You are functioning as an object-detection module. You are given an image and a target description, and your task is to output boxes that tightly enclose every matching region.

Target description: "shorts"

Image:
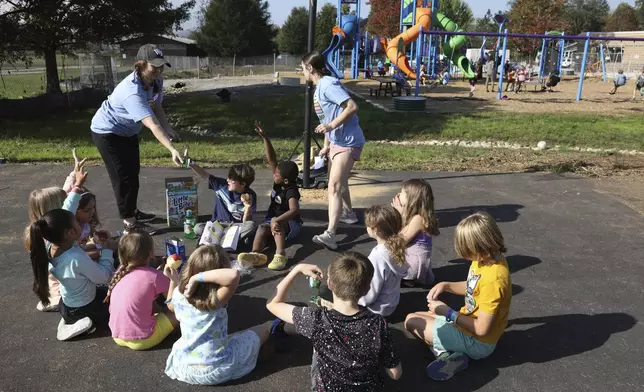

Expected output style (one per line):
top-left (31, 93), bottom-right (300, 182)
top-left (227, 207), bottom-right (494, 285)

top-left (330, 144), bottom-right (362, 161)
top-left (264, 218), bottom-right (302, 242)
top-left (59, 287), bottom-right (109, 325)
top-left (636, 83), bottom-right (643, 90)
top-left (432, 316), bottom-right (496, 360)
top-left (113, 313), bottom-right (175, 350)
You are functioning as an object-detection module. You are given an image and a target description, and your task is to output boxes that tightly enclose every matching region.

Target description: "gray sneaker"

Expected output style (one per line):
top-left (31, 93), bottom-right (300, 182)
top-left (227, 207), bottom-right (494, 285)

top-left (313, 230), bottom-right (338, 250)
top-left (57, 317), bottom-right (93, 341)
top-left (339, 211), bottom-right (359, 225)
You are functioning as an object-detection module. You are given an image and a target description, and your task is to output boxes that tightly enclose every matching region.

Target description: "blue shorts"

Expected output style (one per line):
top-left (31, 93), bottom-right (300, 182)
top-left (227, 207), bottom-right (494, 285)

top-left (432, 316), bottom-right (496, 360)
top-left (264, 218), bottom-right (302, 242)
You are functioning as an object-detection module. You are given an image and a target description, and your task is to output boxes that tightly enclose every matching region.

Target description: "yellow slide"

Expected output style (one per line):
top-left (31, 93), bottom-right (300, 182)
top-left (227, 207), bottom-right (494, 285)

top-left (386, 8), bottom-right (431, 79)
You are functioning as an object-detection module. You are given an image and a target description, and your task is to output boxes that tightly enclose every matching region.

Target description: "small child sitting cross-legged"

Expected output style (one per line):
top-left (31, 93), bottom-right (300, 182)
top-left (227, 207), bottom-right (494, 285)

top-left (267, 252), bottom-right (403, 391)
top-left (404, 212), bottom-right (511, 381)
top-left (238, 122), bottom-right (302, 271)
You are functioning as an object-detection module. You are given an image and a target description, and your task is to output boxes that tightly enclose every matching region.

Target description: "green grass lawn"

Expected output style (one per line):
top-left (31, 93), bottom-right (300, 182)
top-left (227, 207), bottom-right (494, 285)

top-left (1, 86), bottom-right (642, 171)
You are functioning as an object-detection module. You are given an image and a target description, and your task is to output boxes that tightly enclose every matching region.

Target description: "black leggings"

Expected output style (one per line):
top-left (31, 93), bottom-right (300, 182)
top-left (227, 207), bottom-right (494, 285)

top-left (92, 132), bottom-right (140, 219)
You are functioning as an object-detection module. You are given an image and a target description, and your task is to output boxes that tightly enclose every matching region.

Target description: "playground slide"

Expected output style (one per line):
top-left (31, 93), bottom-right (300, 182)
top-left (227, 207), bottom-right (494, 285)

top-left (385, 9), bottom-right (475, 79)
top-left (323, 15), bottom-right (359, 79)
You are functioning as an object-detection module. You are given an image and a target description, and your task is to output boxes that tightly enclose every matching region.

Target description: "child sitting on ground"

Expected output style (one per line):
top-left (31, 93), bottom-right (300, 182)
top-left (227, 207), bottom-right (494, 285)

top-left (105, 231), bottom-right (179, 350)
top-left (165, 245), bottom-right (271, 385)
top-left (187, 157), bottom-right (257, 246)
top-left (358, 205), bottom-right (408, 317)
top-left (28, 209), bottom-right (115, 341)
top-left (237, 122), bottom-right (302, 271)
top-left (609, 69), bottom-right (626, 95)
top-left (404, 212), bottom-right (511, 381)
top-left (392, 179), bottom-right (440, 287)
top-left (267, 253), bottom-right (403, 391)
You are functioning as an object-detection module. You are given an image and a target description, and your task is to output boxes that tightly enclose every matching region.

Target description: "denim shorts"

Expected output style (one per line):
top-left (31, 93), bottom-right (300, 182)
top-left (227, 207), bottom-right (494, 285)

top-left (432, 316), bottom-right (496, 360)
top-left (264, 218), bottom-right (302, 242)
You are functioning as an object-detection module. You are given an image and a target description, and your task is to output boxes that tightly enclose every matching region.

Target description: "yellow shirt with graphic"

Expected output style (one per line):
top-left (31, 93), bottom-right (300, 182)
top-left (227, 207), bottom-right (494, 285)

top-left (458, 258), bottom-right (511, 345)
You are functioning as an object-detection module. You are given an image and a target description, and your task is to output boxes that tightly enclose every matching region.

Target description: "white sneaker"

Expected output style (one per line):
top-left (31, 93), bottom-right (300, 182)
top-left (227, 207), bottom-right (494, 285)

top-left (339, 211), bottom-right (359, 225)
top-left (57, 317), bottom-right (93, 341)
top-left (36, 300), bottom-right (60, 312)
top-left (313, 230), bottom-right (338, 250)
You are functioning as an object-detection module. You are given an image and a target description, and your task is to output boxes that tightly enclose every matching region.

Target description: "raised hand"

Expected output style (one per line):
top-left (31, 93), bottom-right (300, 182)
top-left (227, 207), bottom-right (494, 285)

top-left (254, 121), bottom-right (267, 138)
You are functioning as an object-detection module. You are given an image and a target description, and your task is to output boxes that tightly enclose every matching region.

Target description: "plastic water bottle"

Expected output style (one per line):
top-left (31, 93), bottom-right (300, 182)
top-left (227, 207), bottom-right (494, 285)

top-left (183, 210), bottom-right (197, 239)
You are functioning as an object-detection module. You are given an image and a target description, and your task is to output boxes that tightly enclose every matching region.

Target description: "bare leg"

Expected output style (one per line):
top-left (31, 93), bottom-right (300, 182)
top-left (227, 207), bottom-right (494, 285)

top-left (404, 311), bottom-right (437, 346)
top-left (252, 224), bottom-right (270, 253)
top-left (327, 151), bottom-right (355, 234)
top-left (274, 222), bottom-right (288, 255)
top-left (247, 321), bottom-right (272, 345)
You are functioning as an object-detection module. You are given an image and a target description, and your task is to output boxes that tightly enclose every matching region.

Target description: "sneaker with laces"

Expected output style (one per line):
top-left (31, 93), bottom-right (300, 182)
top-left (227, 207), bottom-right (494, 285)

top-left (312, 230), bottom-right (337, 250)
top-left (36, 299), bottom-right (60, 312)
top-left (133, 210), bottom-right (156, 223)
top-left (268, 254), bottom-right (288, 270)
top-left (339, 211), bottom-right (359, 225)
top-left (238, 252), bottom-right (268, 268)
top-left (124, 221), bottom-right (159, 236)
top-left (57, 317), bottom-right (94, 341)
top-left (426, 351), bottom-right (470, 381)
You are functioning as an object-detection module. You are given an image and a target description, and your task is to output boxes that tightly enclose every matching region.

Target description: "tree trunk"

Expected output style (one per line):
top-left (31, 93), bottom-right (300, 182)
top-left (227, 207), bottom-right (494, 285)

top-left (44, 47), bottom-right (62, 94)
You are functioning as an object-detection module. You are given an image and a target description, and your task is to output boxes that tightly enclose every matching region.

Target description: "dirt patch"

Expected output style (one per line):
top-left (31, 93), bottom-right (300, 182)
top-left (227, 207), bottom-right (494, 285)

top-left (593, 176), bottom-right (644, 216)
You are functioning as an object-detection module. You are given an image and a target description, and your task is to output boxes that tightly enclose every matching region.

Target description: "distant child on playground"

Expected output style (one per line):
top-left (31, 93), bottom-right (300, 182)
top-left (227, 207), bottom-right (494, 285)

top-left (633, 68), bottom-right (644, 99)
top-left (609, 69), bottom-right (626, 95)
top-left (28, 208), bottom-right (115, 341)
top-left (404, 212), bottom-right (511, 381)
top-left (187, 155), bottom-right (258, 246)
top-left (358, 205), bottom-right (408, 317)
top-left (392, 179), bottom-right (440, 286)
top-left (515, 67), bottom-right (527, 93)
top-left (165, 245), bottom-right (271, 385)
top-left (105, 231), bottom-right (179, 350)
top-left (266, 252), bottom-right (403, 390)
top-left (237, 122), bottom-right (301, 271)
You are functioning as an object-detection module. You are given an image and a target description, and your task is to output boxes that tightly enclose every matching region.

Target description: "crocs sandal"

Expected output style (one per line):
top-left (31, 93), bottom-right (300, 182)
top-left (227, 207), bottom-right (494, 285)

top-left (268, 254), bottom-right (288, 271)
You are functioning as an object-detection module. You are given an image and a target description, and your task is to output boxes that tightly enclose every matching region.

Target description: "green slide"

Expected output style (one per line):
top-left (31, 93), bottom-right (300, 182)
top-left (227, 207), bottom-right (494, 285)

top-left (434, 12), bottom-right (475, 79)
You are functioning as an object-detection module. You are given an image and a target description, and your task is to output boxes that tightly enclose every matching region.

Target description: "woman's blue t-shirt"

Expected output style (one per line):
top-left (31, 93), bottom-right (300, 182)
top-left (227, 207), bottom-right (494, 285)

top-left (91, 72), bottom-right (163, 137)
top-left (313, 76), bottom-right (365, 148)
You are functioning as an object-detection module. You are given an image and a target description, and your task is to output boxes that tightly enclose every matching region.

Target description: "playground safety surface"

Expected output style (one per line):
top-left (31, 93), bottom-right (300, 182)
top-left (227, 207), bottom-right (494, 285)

top-left (1, 165), bottom-right (642, 391)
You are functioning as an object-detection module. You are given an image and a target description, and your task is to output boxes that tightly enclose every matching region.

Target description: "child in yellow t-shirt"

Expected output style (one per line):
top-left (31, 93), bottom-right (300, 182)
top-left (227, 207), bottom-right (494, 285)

top-left (404, 212), bottom-right (511, 381)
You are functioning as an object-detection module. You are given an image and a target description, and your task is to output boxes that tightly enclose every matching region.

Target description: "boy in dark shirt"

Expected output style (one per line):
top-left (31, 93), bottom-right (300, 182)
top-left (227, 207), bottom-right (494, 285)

top-left (267, 252), bottom-right (403, 391)
top-left (188, 160), bottom-right (257, 245)
top-left (237, 122), bottom-right (302, 271)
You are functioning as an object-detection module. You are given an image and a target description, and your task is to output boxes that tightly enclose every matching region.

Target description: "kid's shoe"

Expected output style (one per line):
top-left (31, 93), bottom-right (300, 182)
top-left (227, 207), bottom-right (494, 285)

top-left (426, 351), bottom-right (470, 381)
top-left (268, 254), bottom-right (288, 271)
top-left (36, 299), bottom-right (60, 312)
top-left (57, 317), bottom-right (94, 341)
top-left (238, 252), bottom-right (268, 268)
top-left (339, 211), bottom-right (359, 225)
top-left (312, 230), bottom-right (337, 250)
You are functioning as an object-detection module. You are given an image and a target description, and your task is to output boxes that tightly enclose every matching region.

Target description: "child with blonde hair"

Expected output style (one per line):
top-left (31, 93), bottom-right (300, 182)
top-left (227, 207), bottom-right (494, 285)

top-left (106, 230), bottom-right (179, 350)
top-left (28, 209), bottom-right (115, 341)
top-left (358, 204), bottom-right (408, 317)
top-left (404, 212), bottom-right (511, 381)
top-left (392, 179), bottom-right (440, 286)
top-left (165, 245), bottom-right (271, 385)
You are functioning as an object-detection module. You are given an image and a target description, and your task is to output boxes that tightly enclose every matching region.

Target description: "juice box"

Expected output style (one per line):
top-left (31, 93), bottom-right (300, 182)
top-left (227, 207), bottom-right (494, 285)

top-left (165, 237), bottom-right (187, 263)
top-left (165, 177), bottom-right (198, 228)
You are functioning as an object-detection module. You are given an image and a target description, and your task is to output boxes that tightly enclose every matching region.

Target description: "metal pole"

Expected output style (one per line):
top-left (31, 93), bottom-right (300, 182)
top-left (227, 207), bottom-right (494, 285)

top-left (577, 32), bottom-right (591, 102)
top-left (424, 30), bottom-right (644, 42)
top-left (335, 1), bottom-right (341, 71)
top-left (303, 0), bottom-right (317, 188)
top-left (364, 31), bottom-right (369, 77)
top-left (353, 0), bottom-right (361, 79)
top-left (498, 29), bottom-right (508, 100)
top-left (415, 29), bottom-right (423, 96)
top-left (538, 32), bottom-right (547, 83)
top-left (274, 52), bottom-right (276, 75)
top-left (600, 43), bottom-right (607, 82)
top-left (558, 33), bottom-right (565, 75)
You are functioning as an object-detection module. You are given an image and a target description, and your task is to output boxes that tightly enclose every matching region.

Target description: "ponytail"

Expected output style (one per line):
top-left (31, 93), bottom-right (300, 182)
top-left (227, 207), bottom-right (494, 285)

top-left (26, 209), bottom-right (76, 306)
top-left (29, 220), bottom-right (51, 306)
top-left (301, 51), bottom-right (331, 77)
top-left (385, 234), bottom-right (407, 268)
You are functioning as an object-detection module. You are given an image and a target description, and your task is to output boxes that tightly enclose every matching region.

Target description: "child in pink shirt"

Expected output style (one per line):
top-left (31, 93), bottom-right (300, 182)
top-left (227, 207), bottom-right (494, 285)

top-left (106, 231), bottom-right (179, 350)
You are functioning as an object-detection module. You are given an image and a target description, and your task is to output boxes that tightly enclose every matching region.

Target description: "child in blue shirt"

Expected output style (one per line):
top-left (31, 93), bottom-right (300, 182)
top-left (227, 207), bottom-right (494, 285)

top-left (610, 69), bottom-right (627, 95)
top-left (188, 160), bottom-right (258, 246)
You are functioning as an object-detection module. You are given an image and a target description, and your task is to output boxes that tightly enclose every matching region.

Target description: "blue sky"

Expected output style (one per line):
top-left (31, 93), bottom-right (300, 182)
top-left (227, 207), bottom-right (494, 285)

top-left (177, 0), bottom-right (636, 29)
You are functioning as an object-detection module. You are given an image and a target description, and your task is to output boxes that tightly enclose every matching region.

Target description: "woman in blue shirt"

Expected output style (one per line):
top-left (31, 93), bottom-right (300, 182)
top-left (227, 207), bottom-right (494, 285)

top-left (302, 52), bottom-right (366, 250)
top-left (91, 44), bottom-right (183, 234)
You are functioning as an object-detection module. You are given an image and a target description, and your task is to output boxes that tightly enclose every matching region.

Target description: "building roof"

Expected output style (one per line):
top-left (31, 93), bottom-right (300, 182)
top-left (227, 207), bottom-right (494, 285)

top-left (121, 34), bottom-right (196, 45)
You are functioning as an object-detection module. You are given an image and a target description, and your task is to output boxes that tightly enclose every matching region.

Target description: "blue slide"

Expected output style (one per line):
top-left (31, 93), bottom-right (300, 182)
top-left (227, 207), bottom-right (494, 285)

top-left (322, 15), bottom-right (359, 79)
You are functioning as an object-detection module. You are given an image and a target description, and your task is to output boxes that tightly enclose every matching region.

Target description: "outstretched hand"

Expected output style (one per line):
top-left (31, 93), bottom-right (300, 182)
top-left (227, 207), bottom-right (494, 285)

top-left (72, 148), bottom-right (88, 187)
top-left (254, 121), bottom-right (267, 138)
top-left (72, 148), bottom-right (88, 172)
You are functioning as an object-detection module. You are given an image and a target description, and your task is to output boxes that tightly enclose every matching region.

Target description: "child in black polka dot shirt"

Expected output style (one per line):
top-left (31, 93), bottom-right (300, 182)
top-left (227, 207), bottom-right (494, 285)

top-left (266, 252), bottom-right (402, 391)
